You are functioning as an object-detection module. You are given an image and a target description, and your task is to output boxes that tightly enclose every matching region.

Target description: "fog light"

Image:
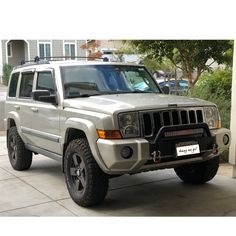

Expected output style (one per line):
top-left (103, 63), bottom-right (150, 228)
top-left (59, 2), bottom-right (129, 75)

top-left (223, 134), bottom-right (229, 145)
top-left (120, 146), bottom-right (133, 159)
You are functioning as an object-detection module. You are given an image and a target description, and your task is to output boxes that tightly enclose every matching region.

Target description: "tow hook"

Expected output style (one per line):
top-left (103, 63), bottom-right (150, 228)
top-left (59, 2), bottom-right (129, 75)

top-left (151, 150), bottom-right (161, 163)
top-left (212, 144), bottom-right (218, 155)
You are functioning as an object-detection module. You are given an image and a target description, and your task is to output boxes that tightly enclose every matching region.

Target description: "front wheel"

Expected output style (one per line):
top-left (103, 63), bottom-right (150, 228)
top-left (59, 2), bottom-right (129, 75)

top-left (64, 138), bottom-right (108, 207)
top-left (174, 156), bottom-right (219, 184)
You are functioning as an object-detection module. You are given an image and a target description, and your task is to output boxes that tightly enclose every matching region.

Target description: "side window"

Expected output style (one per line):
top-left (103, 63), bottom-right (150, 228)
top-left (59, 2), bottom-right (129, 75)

top-left (19, 73), bottom-right (34, 98)
top-left (36, 72), bottom-right (55, 95)
top-left (9, 73), bottom-right (19, 97)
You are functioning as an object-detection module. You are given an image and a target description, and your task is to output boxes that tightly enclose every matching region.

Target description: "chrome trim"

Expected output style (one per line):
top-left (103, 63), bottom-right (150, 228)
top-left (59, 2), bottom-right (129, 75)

top-left (21, 127), bottom-right (60, 142)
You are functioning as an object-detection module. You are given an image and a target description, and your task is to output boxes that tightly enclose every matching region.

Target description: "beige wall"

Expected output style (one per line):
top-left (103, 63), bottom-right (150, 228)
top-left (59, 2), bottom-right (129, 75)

top-left (8, 40), bottom-right (26, 66)
top-left (99, 40), bottom-right (125, 50)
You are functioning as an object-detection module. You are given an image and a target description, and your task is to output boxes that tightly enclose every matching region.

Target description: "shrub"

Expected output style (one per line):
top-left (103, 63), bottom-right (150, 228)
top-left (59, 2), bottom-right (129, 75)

top-left (190, 69), bottom-right (232, 162)
top-left (3, 64), bottom-right (13, 85)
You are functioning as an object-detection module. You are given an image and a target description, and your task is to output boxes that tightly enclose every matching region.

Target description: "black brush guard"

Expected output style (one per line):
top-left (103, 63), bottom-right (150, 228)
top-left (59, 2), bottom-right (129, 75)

top-left (148, 123), bottom-right (216, 163)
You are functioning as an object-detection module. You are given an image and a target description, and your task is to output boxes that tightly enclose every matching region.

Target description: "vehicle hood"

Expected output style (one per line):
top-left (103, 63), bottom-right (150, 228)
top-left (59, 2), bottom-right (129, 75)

top-left (63, 93), bottom-right (215, 114)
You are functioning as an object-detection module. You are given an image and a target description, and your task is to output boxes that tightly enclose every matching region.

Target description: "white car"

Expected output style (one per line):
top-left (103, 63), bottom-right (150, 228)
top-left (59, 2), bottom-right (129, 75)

top-left (100, 48), bottom-right (119, 62)
top-left (4, 57), bottom-right (231, 207)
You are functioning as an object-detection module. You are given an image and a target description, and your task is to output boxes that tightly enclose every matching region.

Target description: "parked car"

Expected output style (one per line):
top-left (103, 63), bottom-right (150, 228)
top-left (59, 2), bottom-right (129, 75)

top-left (100, 48), bottom-right (119, 62)
top-left (157, 79), bottom-right (189, 95)
top-left (4, 57), bottom-right (230, 207)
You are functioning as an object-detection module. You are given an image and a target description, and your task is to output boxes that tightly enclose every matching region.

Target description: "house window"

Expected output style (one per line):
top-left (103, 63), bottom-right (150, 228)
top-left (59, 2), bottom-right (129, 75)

top-left (7, 43), bottom-right (13, 57)
top-left (64, 43), bottom-right (76, 59)
top-left (39, 43), bottom-right (51, 58)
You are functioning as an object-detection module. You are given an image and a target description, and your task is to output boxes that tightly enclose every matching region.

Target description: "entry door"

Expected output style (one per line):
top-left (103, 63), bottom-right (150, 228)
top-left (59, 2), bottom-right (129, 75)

top-left (29, 70), bottom-right (61, 154)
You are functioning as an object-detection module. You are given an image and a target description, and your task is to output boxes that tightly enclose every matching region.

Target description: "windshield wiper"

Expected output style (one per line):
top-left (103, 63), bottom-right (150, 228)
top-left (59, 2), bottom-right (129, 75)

top-left (130, 90), bottom-right (149, 93)
top-left (67, 93), bottom-right (97, 98)
top-left (128, 90), bottom-right (159, 94)
top-left (67, 91), bottom-right (158, 98)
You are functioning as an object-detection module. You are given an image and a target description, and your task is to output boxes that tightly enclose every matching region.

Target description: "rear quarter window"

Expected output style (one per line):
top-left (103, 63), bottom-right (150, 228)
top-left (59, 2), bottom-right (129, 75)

top-left (8, 72), bottom-right (20, 97)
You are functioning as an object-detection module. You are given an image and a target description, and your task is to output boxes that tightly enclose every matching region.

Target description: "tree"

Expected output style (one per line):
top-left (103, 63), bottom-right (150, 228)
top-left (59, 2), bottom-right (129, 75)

top-left (142, 56), bottom-right (175, 73)
top-left (80, 40), bottom-right (103, 59)
top-left (130, 40), bottom-right (233, 87)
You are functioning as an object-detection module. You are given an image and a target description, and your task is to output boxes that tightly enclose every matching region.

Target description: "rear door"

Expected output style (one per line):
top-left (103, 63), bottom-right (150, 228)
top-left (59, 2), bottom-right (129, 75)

top-left (17, 70), bottom-right (35, 144)
top-left (28, 69), bottom-right (61, 154)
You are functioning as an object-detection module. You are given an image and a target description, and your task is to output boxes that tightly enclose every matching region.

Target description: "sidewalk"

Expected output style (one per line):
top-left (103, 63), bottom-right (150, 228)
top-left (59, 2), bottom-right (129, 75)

top-left (0, 133), bottom-right (236, 216)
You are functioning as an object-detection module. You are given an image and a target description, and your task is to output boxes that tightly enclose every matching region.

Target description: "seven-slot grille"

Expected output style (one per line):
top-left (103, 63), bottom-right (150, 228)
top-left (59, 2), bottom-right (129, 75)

top-left (141, 108), bottom-right (204, 138)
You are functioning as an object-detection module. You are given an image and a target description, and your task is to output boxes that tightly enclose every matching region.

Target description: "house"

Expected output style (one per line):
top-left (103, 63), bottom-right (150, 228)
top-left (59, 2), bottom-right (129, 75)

top-left (0, 39), bottom-right (87, 83)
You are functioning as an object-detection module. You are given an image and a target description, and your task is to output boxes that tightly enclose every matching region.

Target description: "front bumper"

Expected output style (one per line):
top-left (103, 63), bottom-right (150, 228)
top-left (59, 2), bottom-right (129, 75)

top-left (96, 127), bottom-right (230, 174)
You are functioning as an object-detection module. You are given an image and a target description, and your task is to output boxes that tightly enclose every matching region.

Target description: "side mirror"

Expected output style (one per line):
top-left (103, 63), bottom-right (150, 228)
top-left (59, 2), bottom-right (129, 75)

top-left (32, 90), bottom-right (57, 104)
top-left (162, 85), bottom-right (170, 95)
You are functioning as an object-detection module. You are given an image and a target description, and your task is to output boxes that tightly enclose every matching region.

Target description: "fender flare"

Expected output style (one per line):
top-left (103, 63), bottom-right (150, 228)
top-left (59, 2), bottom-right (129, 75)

top-left (6, 111), bottom-right (21, 130)
top-left (63, 117), bottom-right (109, 172)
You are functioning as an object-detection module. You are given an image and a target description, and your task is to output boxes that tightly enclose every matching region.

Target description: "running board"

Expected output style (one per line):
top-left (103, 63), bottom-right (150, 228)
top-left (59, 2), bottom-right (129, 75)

top-left (25, 144), bottom-right (62, 162)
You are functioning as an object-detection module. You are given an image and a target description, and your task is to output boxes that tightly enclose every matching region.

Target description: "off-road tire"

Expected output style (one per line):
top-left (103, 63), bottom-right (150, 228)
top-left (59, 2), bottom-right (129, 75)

top-left (174, 156), bottom-right (219, 184)
top-left (64, 138), bottom-right (108, 207)
top-left (7, 126), bottom-right (32, 170)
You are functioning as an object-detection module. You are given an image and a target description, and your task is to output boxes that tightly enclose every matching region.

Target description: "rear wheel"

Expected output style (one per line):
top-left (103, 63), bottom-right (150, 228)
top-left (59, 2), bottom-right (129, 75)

top-left (174, 156), bottom-right (219, 184)
top-left (7, 126), bottom-right (32, 170)
top-left (64, 138), bottom-right (108, 207)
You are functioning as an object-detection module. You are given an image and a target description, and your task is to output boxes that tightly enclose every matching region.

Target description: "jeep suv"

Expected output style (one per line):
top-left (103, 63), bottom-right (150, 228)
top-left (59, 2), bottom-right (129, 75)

top-left (4, 57), bottom-right (231, 207)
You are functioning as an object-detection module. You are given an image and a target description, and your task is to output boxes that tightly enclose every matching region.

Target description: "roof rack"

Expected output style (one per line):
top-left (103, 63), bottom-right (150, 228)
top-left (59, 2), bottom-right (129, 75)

top-left (33, 56), bottom-right (108, 62)
top-left (15, 56), bottom-right (109, 69)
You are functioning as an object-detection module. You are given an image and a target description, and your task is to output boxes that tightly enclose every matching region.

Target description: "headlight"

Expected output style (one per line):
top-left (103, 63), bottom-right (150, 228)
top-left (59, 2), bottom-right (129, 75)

top-left (118, 112), bottom-right (140, 138)
top-left (203, 106), bottom-right (221, 129)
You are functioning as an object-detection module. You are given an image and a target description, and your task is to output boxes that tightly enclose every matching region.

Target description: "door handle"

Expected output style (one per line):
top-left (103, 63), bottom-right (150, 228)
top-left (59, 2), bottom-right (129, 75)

top-left (14, 105), bottom-right (20, 110)
top-left (30, 107), bottom-right (38, 113)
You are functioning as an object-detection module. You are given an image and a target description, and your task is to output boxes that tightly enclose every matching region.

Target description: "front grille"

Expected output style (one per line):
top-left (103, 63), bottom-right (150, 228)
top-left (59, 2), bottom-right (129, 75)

top-left (141, 108), bottom-right (204, 138)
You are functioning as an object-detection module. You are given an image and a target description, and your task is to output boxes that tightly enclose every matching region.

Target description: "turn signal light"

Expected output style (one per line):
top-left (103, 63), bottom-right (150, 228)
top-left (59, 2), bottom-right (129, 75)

top-left (97, 130), bottom-right (122, 139)
top-left (216, 120), bottom-right (222, 129)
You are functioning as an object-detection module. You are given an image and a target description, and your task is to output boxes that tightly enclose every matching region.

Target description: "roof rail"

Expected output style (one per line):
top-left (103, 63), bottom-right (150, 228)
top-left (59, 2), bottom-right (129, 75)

top-left (34, 56), bottom-right (108, 62)
top-left (15, 56), bottom-right (109, 69)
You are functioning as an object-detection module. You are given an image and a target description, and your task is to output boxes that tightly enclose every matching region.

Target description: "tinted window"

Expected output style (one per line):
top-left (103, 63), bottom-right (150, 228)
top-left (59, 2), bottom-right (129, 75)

top-left (9, 73), bottom-right (19, 97)
top-left (36, 72), bottom-right (55, 94)
top-left (61, 65), bottom-right (161, 98)
top-left (19, 73), bottom-right (34, 98)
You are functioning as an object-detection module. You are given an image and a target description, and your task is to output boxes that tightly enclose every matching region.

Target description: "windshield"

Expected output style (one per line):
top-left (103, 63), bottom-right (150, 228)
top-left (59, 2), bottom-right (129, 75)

top-left (60, 65), bottom-right (161, 98)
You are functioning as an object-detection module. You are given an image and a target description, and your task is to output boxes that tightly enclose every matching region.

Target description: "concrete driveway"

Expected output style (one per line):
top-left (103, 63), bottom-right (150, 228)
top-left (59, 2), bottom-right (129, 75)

top-left (0, 85), bottom-right (7, 131)
top-left (0, 132), bottom-right (236, 216)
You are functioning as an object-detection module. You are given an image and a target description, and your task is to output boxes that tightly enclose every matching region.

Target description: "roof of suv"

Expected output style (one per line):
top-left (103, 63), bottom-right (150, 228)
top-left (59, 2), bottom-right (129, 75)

top-left (13, 60), bottom-right (142, 72)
